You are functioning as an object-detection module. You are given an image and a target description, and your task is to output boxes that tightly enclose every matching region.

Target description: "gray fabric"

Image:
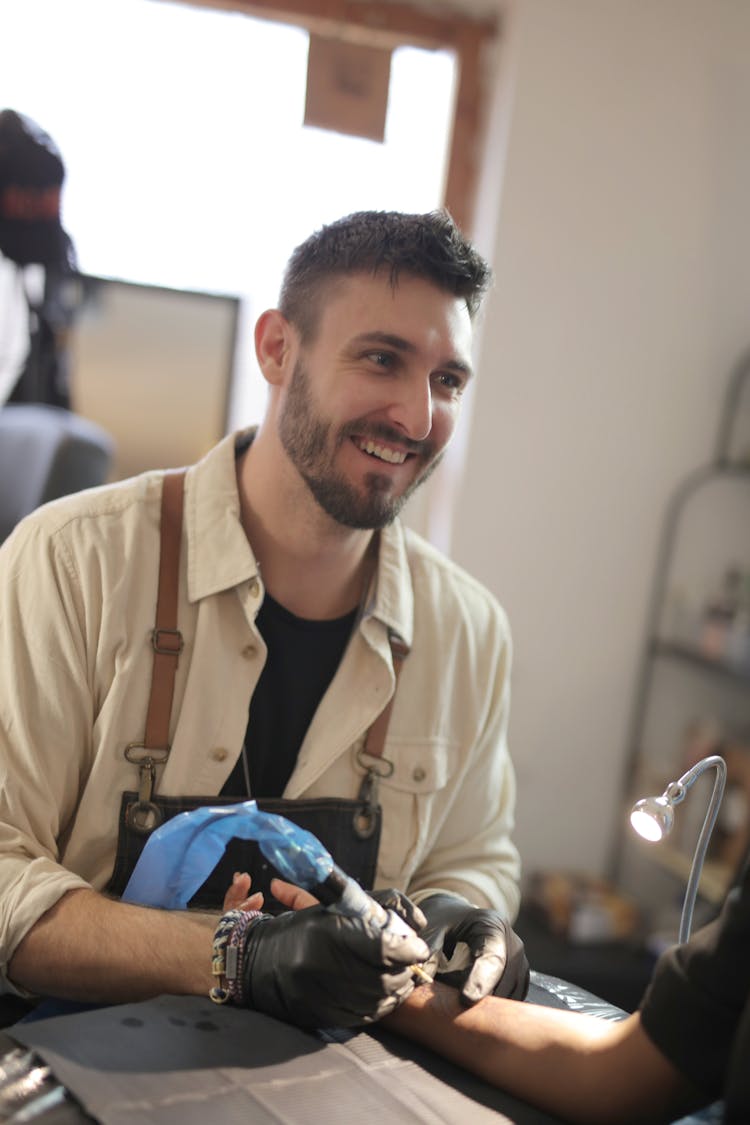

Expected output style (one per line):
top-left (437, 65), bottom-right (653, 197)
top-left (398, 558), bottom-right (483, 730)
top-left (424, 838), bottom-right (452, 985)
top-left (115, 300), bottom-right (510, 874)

top-left (0, 403), bottom-right (113, 541)
top-left (7, 984), bottom-right (721, 1124)
top-left (11, 994), bottom-right (557, 1124)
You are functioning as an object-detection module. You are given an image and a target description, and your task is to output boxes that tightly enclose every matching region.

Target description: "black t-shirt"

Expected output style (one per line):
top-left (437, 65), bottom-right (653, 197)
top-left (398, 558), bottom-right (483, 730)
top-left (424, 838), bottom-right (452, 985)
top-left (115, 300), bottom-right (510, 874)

top-left (221, 592), bottom-right (357, 799)
top-left (639, 858), bottom-right (750, 1121)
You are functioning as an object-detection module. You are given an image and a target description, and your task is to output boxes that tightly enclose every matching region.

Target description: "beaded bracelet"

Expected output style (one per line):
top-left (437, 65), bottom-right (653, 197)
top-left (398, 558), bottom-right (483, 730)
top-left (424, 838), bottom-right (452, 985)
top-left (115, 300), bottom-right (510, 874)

top-left (209, 909), bottom-right (244, 1004)
top-left (209, 909), bottom-right (264, 1004)
top-left (225, 909), bottom-right (262, 1005)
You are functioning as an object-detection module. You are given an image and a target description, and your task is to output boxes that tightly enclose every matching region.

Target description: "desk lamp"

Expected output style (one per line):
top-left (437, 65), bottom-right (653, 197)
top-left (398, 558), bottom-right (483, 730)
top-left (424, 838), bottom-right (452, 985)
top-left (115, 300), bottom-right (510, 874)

top-left (630, 754), bottom-right (727, 943)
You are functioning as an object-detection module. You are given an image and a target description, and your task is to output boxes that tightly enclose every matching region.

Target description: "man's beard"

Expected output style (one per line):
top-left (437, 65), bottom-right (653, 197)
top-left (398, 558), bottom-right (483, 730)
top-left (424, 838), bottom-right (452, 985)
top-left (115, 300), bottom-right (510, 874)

top-left (278, 359), bottom-right (442, 529)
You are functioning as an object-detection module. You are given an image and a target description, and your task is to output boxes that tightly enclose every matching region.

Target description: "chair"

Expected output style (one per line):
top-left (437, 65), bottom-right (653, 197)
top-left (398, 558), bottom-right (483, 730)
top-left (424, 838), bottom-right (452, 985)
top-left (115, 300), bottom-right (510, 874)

top-left (0, 403), bottom-right (114, 543)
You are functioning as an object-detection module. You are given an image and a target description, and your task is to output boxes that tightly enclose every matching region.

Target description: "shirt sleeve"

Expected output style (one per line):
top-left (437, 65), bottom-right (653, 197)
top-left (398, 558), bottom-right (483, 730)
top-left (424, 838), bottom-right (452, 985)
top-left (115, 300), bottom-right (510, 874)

top-left (639, 859), bottom-right (750, 1100)
top-left (0, 515), bottom-right (93, 991)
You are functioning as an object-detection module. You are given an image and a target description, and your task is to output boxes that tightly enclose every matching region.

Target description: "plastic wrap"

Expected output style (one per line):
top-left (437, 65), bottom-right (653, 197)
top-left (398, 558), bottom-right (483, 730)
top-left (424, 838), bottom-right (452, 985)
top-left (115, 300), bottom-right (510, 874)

top-left (528, 970), bottom-right (627, 1022)
top-left (122, 800), bottom-right (333, 909)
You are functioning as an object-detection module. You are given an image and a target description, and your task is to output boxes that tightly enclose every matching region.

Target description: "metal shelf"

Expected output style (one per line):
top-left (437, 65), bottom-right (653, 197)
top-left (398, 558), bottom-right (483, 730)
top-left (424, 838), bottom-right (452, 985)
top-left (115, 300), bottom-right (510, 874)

top-left (651, 638), bottom-right (750, 685)
top-left (611, 357), bottom-right (750, 896)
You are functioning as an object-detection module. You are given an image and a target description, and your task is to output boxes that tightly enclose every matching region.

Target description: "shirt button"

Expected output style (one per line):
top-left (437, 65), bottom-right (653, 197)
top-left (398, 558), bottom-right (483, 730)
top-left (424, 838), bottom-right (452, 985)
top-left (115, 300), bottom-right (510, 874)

top-left (241, 643), bottom-right (257, 659)
top-left (412, 766), bottom-right (426, 783)
top-left (248, 576), bottom-right (261, 597)
top-left (211, 747), bottom-right (229, 762)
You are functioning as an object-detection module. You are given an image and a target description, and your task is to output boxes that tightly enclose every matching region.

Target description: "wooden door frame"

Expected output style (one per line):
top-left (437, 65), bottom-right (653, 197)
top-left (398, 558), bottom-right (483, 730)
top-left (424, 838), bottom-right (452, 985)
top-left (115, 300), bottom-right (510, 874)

top-left (152, 0), bottom-right (499, 234)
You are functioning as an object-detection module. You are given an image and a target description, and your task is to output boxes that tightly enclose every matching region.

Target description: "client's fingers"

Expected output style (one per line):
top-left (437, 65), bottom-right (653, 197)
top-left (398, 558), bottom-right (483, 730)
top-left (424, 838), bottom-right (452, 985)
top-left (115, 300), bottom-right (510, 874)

top-left (271, 878), bottom-right (319, 911)
top-left (223, 871), bottom-right (264, 913)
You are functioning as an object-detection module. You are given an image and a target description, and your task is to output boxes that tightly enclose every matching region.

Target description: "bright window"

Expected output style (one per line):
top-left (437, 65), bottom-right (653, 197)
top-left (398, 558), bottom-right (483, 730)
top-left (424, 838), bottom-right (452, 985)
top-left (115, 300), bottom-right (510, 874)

top-left (2, 0), bottom-right (456, 422)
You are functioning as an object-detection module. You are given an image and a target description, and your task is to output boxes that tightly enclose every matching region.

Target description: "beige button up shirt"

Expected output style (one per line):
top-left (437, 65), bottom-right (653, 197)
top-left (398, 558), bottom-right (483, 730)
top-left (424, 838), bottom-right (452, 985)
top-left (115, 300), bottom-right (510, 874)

top-left (0, 431), bottom-right (520, 991)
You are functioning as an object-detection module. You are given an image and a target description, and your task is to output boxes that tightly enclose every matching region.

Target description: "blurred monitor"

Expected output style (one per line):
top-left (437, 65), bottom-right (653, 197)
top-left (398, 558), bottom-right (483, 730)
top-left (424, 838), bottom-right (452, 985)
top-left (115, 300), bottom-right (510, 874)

top-left (70, 275), bottom-right (239, 481)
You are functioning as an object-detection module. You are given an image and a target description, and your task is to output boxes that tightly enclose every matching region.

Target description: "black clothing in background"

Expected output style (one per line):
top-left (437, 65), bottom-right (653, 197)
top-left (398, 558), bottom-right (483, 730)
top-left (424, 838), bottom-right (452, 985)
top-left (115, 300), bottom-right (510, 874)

top-left (639, 858), bottom-right (750, 1122)
top-left (0, 109), bottom-right (80, 409)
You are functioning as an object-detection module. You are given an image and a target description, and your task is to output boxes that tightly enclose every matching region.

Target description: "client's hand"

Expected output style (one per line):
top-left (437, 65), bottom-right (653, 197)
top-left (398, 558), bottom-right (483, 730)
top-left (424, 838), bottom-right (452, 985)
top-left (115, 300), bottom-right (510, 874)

top-left (420, 892), bottom-right (529, 1005)
top-left (222, 871), bottom-right (264, 913)
top-left (270, 878), bottom-right (317, 911)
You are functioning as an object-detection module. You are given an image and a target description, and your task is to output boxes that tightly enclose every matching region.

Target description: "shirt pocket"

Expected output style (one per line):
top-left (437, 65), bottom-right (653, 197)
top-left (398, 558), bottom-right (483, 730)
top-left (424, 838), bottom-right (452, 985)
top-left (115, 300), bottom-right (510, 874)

top-left (376, 738), bottom-right (458, 885)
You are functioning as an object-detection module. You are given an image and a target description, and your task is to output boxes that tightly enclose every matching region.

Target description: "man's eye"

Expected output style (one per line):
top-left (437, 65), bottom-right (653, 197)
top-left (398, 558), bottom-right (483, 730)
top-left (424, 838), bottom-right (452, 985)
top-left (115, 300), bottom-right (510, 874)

top-left (366, 351), bottom-right (394, 368)
top-left (436, 372), bottom-right (465, 393)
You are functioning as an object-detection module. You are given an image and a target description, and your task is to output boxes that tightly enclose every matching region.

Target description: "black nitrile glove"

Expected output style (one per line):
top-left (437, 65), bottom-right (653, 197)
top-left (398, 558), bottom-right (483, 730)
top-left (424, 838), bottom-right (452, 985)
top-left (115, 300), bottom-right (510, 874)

top-left (370, 888), bottom-right (427, 934)
top-left (241, 904), bottom-right (430, 1028)
top-left (420, 892), bottom-right (529, 1005)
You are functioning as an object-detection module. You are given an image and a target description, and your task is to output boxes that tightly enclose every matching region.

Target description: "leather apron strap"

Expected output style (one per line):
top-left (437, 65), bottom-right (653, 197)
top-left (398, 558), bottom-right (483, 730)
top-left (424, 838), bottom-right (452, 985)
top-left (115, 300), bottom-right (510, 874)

top-left (352, 632), bottom-right (409, 839)
top-left (363, 634), bottom-right (409, 759)
top-left (123, 469), bottom-right (186, 833)
top-left (144, 469), bottom-right (186, 750)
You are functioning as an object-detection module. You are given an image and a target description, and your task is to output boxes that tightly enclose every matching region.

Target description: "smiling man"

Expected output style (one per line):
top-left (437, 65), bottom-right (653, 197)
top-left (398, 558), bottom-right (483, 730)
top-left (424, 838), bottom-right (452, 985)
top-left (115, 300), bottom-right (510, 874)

top-left (271, 273), bottom-right (472, 534)
top-left (0, 210), bottom-right (528, 1027)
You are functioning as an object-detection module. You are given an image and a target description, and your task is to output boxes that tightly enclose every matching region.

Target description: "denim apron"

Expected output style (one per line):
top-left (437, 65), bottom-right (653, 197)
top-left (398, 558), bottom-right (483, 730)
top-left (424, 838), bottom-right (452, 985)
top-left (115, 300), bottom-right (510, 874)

top-left (105, 471), bottom-right (406, 913)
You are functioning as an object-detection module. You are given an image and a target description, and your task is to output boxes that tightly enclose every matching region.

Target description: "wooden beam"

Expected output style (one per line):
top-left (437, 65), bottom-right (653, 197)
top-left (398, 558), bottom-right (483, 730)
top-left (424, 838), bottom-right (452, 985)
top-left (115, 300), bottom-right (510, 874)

top-left (443, 23), bottom-right (486, 234)
top-left (162, 0), bottom-right (496, 49)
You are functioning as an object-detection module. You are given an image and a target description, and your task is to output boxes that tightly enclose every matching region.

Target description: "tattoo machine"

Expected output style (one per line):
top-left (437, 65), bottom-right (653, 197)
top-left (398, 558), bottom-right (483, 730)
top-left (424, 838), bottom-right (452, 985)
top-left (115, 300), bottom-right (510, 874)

top-left (121, 799), bottom-right (431, 979)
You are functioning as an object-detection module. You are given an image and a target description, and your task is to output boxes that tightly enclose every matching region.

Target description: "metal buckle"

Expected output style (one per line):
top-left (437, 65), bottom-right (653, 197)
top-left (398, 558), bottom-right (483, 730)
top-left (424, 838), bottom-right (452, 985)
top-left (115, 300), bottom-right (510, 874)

top-left (355, 744), bottom-right (394, 779)
top-left (353, 747), bottom-right (393, 840)
top-left (125, 800), bottom-right (163, 835)
top-left (151, 628), bottom-right (184, 656)
top-left (125, 742), bottom-right (170, 765)
top-left (124, 742), bottom-right (168, 836)
top-left (353, 799), bottom-right (379, 840)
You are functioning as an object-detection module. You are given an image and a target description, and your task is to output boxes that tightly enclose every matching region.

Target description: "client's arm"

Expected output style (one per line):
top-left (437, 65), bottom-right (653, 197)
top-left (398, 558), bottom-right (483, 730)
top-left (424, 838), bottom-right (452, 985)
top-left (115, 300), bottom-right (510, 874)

top-left (269, 877), bottom-right (701, 1122)
top-left (383, 981), bottom-right (702, 1125)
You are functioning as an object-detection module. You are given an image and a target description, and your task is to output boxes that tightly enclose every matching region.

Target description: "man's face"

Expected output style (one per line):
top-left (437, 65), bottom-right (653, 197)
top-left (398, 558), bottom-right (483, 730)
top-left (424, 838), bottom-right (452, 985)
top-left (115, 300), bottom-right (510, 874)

top-left (277, 272), bottom-right (474, 529)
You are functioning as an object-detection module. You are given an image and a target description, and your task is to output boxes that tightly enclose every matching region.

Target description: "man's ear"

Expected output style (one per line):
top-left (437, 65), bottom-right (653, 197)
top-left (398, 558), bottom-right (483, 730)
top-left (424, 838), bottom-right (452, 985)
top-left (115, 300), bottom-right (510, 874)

top-left (254, 308), bottom-right (296, 386)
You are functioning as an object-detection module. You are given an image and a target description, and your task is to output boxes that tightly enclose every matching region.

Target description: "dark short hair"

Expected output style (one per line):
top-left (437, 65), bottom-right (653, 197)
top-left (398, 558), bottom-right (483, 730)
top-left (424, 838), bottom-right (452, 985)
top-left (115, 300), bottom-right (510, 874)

top-left (279, 209), bottom-right (492, 341)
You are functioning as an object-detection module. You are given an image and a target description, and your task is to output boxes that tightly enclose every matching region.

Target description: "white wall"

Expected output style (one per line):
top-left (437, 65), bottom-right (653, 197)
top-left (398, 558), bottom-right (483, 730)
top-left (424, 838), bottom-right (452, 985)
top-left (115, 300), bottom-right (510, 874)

top-left (448, 0), bottom-right (750, 883)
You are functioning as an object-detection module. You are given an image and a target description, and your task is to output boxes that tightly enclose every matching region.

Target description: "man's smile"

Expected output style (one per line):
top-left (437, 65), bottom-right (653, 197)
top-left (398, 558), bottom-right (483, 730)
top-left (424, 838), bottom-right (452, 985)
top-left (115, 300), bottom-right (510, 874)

top-left (353, 437), bottom-right (409, 465)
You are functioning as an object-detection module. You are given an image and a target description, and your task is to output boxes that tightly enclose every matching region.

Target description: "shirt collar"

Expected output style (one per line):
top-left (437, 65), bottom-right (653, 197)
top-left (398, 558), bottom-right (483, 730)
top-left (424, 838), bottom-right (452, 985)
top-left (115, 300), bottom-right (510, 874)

top-left (185, 428), bottom-right (259, 602)
top-left (365, 519), bottom-right (414, 651)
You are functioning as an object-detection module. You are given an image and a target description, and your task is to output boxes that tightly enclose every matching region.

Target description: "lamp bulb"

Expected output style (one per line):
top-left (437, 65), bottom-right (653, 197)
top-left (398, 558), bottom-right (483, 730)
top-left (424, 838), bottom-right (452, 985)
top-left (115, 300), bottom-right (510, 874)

top-left (630, 795), bottom-right (674, 842)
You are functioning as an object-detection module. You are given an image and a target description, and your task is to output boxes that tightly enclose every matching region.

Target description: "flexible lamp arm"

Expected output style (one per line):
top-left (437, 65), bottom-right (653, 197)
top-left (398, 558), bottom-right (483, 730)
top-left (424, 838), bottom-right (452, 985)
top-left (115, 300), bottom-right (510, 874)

top-left (673, 755), bottom-right (727, 943)
top-left (631, 754), bottom-right (727, 944)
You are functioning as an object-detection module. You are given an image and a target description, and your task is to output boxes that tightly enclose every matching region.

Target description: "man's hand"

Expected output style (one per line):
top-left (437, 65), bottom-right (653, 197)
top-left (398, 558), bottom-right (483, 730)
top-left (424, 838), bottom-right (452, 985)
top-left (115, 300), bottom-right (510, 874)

top-left (420, 892), bottom-right (529, 1004)
top-left (239, 898), bottom-right (430, 1028)
top-left (272, 881), bottom-right (427, 933)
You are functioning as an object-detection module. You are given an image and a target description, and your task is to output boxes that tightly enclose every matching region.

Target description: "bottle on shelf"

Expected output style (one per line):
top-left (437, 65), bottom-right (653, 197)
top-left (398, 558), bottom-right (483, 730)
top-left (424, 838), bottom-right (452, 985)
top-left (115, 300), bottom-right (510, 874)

top-left (662, 584), bottom-right (699, 647)
top-left (699, 565), bottom-right (744, 662)
top-left (726, 572), bottom-right (750, 673)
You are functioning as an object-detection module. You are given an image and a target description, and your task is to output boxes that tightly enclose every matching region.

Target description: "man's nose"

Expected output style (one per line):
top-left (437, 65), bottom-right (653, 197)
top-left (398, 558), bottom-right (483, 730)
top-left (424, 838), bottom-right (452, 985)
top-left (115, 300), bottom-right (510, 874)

top-left (386, 375), bottom-right (432, 442)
